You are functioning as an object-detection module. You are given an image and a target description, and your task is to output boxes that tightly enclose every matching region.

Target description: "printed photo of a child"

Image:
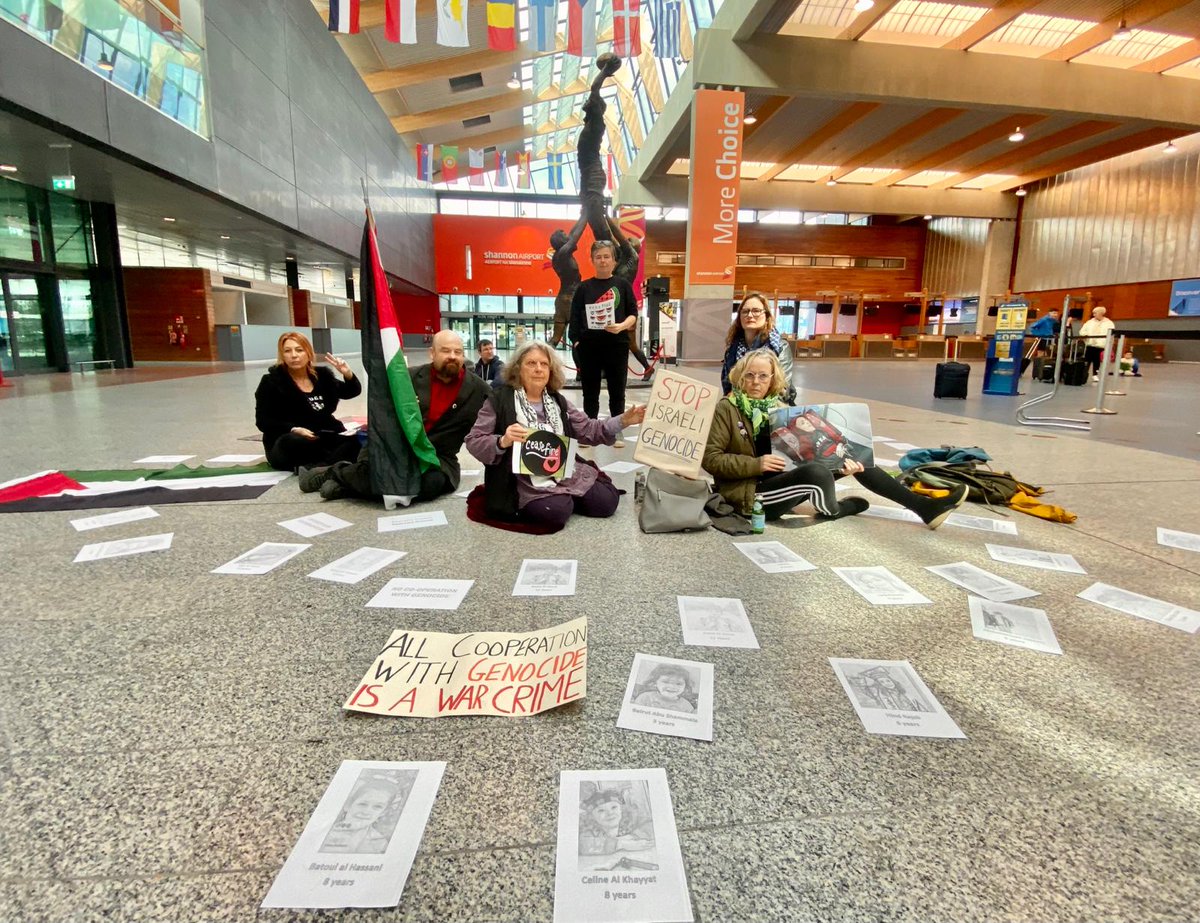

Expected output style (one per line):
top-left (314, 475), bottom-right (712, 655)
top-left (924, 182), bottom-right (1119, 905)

top-left (631, 661), bottom-right (699, 714)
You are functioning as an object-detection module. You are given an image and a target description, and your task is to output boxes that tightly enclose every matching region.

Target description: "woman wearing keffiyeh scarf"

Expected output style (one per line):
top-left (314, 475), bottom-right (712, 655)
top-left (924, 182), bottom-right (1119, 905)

top-left (719, 292), bottom-right (795, 402)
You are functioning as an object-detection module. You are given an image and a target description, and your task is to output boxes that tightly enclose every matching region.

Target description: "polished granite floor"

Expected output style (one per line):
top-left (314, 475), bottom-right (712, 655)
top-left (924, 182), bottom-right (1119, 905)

top-left (0, 358), bottom-right (1197, 923)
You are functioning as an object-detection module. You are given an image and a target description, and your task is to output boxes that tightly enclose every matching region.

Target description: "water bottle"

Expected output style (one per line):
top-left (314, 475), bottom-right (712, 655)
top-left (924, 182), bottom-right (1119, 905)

top-left (634, 472), bottom-right (647, 507)
top-left (750, 495), bottom-right (766, 534)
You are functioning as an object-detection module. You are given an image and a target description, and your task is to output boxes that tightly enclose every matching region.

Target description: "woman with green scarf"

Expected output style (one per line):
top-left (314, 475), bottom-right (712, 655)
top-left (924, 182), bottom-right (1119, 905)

top-left (703, 350), bottom-right (967, 527)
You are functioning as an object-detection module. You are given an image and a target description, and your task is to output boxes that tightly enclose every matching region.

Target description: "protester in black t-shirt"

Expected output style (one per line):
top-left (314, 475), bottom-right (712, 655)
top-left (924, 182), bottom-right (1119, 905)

top-left (568, 240), bottom-right (638, 423)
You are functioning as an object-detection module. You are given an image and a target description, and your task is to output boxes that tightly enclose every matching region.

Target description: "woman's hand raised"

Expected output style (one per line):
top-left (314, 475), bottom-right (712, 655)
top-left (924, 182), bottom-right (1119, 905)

top-left (840, 459), bottom-right (865, 476)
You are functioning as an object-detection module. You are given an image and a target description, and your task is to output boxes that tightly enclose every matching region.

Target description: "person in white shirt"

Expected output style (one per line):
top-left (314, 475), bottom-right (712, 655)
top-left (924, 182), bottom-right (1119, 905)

top-left (1078, 305), bottom-right (1115, 381)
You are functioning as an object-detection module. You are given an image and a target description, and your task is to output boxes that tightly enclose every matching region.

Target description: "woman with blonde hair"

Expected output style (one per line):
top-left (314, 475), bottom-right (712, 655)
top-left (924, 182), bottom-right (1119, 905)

top-left (465, 341), bottom-right (644, 532)
top-left (254, 331), bottom-right (361, 471)
top-left (719, 292), bottom-right (794, 401)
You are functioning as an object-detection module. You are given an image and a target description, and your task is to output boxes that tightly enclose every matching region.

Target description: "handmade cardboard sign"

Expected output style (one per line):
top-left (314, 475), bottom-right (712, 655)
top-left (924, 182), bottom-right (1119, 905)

top-left (633, 369), bottom-right (719, 478)
top-left (344, 616), bottom-right (588, 718)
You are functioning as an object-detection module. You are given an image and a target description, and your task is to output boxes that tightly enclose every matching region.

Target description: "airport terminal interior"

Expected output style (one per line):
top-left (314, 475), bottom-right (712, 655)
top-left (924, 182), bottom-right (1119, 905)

top-left (1, 0), bottom-right (1199, 921)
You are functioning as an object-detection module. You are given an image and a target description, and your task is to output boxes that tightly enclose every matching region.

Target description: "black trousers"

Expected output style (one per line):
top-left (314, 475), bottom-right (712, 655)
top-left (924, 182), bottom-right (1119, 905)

top-left (758, 461), bottom-right (947, 520)
top-left (329, 446), bottom-right (452, 502)
top-left (1084, 345), bottom-right (1104, 375)
top-left (578, 340), bottom-right (629, 419)
top-left (266, 433), bottom-right (360, 472)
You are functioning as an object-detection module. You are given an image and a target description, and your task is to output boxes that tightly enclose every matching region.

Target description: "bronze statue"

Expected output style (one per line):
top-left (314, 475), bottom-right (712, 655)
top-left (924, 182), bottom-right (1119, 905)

top-left (549, 214), bottom-right (587, 347)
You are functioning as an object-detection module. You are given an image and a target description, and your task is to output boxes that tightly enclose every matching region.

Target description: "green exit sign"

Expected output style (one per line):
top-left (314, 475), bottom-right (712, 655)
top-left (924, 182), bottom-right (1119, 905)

top-left (51, 175), bottom-right (76, 191)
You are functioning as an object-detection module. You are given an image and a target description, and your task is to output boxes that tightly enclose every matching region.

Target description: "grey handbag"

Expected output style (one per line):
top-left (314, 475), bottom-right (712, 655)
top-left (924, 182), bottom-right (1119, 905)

top-left (638, 468), bottom-right (712, 533)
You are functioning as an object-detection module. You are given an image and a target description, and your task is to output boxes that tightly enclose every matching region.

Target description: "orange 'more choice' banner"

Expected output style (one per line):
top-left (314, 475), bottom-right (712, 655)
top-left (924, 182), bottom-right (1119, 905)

top-left (686, 89), bottom-right (745, 288)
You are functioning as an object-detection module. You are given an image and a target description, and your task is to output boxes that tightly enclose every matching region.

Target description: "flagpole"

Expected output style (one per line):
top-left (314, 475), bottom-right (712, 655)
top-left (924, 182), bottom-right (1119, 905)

top-left (360, 178), bottom-right (373, 227)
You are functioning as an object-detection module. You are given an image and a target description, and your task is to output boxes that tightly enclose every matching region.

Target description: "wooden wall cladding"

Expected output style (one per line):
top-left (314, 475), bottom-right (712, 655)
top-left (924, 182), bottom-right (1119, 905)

top-left (643, 221), bottom-right (926, 300)
top-left (122, 268), bottom-right (215, 362)
top-left (1019, 280), bottom-right (1177, 320)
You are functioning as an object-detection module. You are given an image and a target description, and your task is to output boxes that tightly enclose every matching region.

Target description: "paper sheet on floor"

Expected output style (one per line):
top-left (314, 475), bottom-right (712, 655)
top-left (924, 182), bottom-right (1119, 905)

top-left (378, 510), bottom-right (448, 532)
top-left (926, 562), bottom-right (1039, 602)
top-left (601, 460), bottom-right (645, 475)
top-left (366, 577), bottom-right (473, 610)
top-left (677, 595), bottom-right (759, 649)
top-left (1157, 527), bottom-right (1200, 553)
top-left (308, 548), bottom-right (407, 584)
top-left (944, 513), bottom-right (1018, 535)
top-left (214, 542), bottom-right (309, 575)
top-left (884, 442), bottom-right (920, 452)
top-left (733, 540), bottom-right (816, 573)
top-left (260, 760), bottom-right (444, 909)
top-left (70, 506), bottom-right (159, 532)
top-left (133, 455), bottom-right (194, 464)
top-left (513, 559), bottom-right (578, 596)
top-left (617, 654), bottom-right (714, 742)
top-left (875, 457), bottom-right (900, 468)
top-left (986, 543), bottom-right (1086, 574)
top-left (554, 768), bottom-right (693, 923)
top-left (279, 512), bottom-right (354, 537)
top-left (968, 597), bottom-right (1062, 654)
top-left (871, 435), bottom-right (897, 443)
top-left (344, 617), bottom-right (587, 718)
top-left (833, 566), bottom-right (930, 605)
top-left (205, 454), bottom-right (264, 464)
top-left (859, 505), bottom-right (922, 524)
top-left (830, 658), bottom-right (965, 739)
top-left (75, 532), bottom-right (173, 562)
top-left (1077, 582), bottom-right (1200, 634)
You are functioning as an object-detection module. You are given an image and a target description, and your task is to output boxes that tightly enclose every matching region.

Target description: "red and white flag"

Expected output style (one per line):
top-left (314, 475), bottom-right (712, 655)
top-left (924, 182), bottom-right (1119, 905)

top-left (468, 148), bottom-right (485, 185)
top-left (567, 0), bottom-right (597, 57)
top-left (613, 0), bottom-right (642, 57)
top-left (384, 0), bottom-right (417, 43)
top-left (327, 0), bottom-right (360, 34)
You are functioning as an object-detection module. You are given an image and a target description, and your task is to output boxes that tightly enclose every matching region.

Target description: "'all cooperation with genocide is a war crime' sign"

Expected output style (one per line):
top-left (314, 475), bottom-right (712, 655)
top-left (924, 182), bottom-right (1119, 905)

top-left (345, 617), bottom-right (588, 718)
top-left (633, 369), bottom-right (720, 478)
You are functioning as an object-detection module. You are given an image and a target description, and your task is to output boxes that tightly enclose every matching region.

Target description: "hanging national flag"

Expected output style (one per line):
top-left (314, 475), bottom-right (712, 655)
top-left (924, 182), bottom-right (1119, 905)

top-left (567, 0), bottom-right (597, 58)
top-left (416, 144), bottom-right (435, 182)
top-left (360, 212), bottom-right (441, 503)
top-left (547, 152), bottom-right (565, 190)
top-left (385, 0), bottom-right (417, 43)
top-left (516, 152), bottom-right (532, 189)
top-left (652, 0), bottom-right (680, 59)
top-left (495, 150), bottom-right (509, 186)
top-left (468, 148), bottom-right (485, 185)
top-left (437, 0), bottom-right (469, 47)
top-left (529, 0), bottom-right (557, 52)
top-left (613, 0), bottom-right (642, 56)
top-left (328, 0), bottom-right (360, 33)
top-left (441, 145), bottom-right (460, 183)
top-left (487, 0), bottom-right (516, 50)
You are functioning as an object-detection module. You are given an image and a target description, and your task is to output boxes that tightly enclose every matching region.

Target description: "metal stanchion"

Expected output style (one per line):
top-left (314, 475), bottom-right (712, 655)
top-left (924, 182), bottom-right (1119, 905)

top-left (1082, 330), bottom-right (1117, 414)
top-left (1016, 294), bottom-right (1092, 431)
top-left (1105, 334), bottom-right (1127, 396)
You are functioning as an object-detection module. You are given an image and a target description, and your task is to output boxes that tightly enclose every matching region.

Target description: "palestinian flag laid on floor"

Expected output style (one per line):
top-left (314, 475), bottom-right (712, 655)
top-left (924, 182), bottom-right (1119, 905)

top-left (360, 209), bottom-right (439, 506)
top-left (0, 464), bottom-right (289, 514)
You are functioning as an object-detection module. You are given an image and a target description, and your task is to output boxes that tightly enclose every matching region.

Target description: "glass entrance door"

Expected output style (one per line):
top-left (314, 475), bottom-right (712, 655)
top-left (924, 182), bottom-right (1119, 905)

top-left (0, 274), bottom-right (56, 374)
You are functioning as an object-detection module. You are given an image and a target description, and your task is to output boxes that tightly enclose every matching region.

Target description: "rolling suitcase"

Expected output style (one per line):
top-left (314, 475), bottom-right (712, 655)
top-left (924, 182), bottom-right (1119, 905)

top-left (1060, 361), bottom-right (1088, 386)
top-left (1039, 362), bottom-right (1056, 384)
top-left (934, 361), bottom-right (969, 399)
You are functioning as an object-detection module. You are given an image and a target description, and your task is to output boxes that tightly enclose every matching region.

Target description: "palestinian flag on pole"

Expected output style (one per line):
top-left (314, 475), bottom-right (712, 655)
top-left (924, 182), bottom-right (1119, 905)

top-left (360, 210), bottom-right (440, 505)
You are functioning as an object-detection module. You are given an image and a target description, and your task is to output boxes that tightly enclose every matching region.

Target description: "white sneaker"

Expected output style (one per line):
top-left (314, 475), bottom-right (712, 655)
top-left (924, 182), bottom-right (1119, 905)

top-left (612, 439), bottom-right (627, 449)
top-left (1092, 375), bottom-right (1099, 382)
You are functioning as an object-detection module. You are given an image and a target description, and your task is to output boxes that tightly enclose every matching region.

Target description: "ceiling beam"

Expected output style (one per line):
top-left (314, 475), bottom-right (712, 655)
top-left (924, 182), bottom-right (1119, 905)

top-left (1129, 37), bottom-right (1200, 73)
top-left (930, 120), bottom-right (1120, 189)
top-left (743, 95), bottom-right (790, 145)
top-left (837, 0), bottom-right (903, 41)
top-left (759, 102), bottom-right (881, 182)
top-left (987, 126), bottom-right (1183, 190)
top-left (690, 30), bottom-right (1200, 128)
top-left (709, 0), bottom-right (791, 42)
top-left (364, 46), bottom-right (560, 93)
top-left (830, 107), bottom-right (967, 181)
top-left (1039, 0), bottom-right (1191, 62)
top-left (940, 0), bottom-right (1039, 52)
top-left (879, 113), bottom-right (1049, 186)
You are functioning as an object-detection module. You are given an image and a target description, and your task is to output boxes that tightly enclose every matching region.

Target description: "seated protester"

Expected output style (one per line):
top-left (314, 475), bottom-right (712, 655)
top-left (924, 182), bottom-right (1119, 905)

top-left (300, 330), bottom-right (489, 502)
top-left (1119, 350), bottom-right (1142, 377)
top-left (720, 291), bottom-right (794, 403)
top-left (464, 340), bottom-right (645, 533)
top-left (255, 331), bottom-right (361, 472)
top-left (703, 350), bottom-right (968, 528)
top-left (473, 339), bottom-right (505, 389)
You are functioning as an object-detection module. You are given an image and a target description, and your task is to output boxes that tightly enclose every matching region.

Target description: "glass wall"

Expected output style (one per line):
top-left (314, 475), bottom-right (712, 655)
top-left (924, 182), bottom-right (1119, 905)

top-left (0, 0), bottom-right (209, 137)
top-left (439, 293), bottom-right (560, 353)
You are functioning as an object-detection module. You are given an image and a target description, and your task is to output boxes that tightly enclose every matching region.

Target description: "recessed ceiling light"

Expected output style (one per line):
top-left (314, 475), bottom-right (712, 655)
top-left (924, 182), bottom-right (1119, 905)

top-left (1113, 19), bottom-right (1132, 41)
top-left (923, 214), bottom-right (933, 220)
top-left (854, 0), bottom-right (875, 11)
top-left (1008, 127), bottom-right (1025, 142)
top-left (0, 164), bottom-right (16, 173)
top-left (162, 216), bottom-right (176, 222)
top-left (220, 234), bottom-right (231, 239)
top-left (1163, 141), bottom-right (1178, 154)
top-left (1015, 188), bottom-right (1028, 197)
top-left (744, 113), bottom-right (757, 125)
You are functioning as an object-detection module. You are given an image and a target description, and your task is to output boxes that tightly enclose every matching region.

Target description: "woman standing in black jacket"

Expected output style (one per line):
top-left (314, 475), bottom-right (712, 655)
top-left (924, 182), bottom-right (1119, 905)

top-left (255, 332), bottom-right (362, 471)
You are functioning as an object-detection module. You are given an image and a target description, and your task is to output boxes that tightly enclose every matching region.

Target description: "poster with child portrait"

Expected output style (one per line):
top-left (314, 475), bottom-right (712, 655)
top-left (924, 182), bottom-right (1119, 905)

top-left (554, 769), bottom-right (693, 923)
top-left (261, 760), bottom-right (445, 909)
top-left (768, 403), bottom-right (874, 474)
top-left (617, 654), bottom-right (714, 742)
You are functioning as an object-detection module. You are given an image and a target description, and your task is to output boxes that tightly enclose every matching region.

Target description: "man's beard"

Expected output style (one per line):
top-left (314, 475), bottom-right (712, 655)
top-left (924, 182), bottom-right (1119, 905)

top-left (434, 360), bottom-right (461, 382)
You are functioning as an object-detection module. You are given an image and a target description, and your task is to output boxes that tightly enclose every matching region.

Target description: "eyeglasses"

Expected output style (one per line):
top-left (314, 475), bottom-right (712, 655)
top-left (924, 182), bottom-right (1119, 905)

top-left (740, 308), bottom-right (765, 317)
top-left (742, 372), bottom-right (773, 382)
